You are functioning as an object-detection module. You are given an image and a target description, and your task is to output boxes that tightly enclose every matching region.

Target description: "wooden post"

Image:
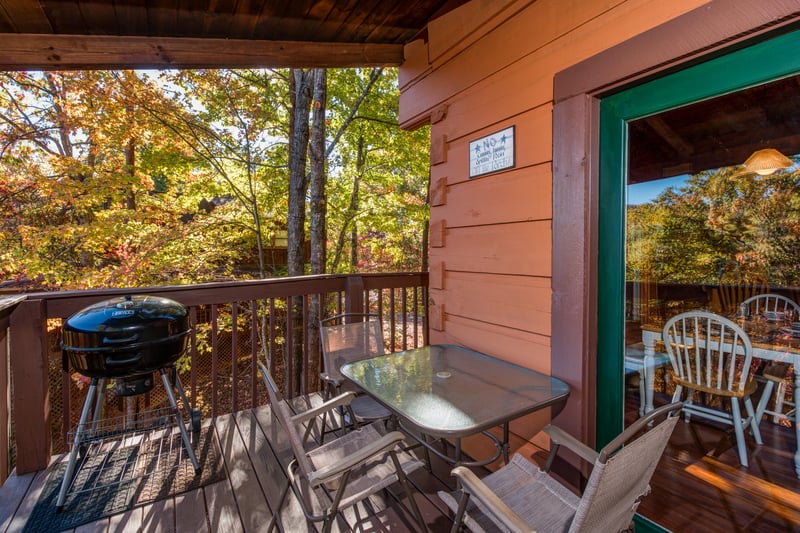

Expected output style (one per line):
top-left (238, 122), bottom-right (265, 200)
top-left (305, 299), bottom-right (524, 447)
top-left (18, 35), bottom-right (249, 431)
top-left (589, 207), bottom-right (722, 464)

top-left (0, 314), bottom-right (9, 483)
top-left (10, 299), bottom-right (50, 474)
top-left (345, 275), bottom-right (365, 315)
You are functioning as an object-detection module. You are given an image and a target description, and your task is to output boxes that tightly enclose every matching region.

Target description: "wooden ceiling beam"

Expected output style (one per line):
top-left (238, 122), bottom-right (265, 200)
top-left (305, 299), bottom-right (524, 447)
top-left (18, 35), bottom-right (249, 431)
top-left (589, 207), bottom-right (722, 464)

top-left (0, 33), bottom-right (404, 70)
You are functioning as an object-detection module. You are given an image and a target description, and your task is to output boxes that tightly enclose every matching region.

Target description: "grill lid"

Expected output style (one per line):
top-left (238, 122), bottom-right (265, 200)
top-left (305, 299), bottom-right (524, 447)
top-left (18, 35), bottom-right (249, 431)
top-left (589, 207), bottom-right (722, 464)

top-left (62, 294), bottom-right (190, 351)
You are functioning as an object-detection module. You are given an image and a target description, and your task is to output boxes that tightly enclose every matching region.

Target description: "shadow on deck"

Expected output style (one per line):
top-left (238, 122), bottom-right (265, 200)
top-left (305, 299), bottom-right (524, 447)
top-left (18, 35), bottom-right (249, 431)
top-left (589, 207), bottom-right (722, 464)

top-left (0, 394), bottom-right (479, 532)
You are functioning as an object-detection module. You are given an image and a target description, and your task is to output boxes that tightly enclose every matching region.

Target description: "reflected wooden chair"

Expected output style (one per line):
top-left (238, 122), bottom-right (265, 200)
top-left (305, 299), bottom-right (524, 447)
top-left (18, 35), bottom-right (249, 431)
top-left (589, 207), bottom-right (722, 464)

top-left (755, 362), bottom-right (796, 426)
top-left (715, 270), bottom-right (768, 316)
top-left (440, 402), bottom-right (682, 533)
top-left (319, 313), bottom-right (392, 435)
top-left (741, 294), bottom-right (799, 425)
top-left (740, 293), bottom-right (800, 320)
top-left (662, 311), bottom-right (762, 466)
top-left (258, 362), bottom-right (426, 533)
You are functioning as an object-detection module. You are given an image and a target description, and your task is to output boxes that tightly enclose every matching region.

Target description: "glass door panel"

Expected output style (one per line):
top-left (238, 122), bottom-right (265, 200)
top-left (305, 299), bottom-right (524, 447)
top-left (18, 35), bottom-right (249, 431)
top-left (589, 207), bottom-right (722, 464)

top-left (598, 29), bottom-right (800, 532)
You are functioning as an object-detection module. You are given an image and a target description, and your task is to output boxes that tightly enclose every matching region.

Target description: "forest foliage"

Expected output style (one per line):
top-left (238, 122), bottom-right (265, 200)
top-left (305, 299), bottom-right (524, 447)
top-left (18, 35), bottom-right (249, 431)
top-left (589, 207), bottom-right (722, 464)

top-left (0, 68), bottom-right (430, 290)
top-left (627, 164), bottom-right (800, 287)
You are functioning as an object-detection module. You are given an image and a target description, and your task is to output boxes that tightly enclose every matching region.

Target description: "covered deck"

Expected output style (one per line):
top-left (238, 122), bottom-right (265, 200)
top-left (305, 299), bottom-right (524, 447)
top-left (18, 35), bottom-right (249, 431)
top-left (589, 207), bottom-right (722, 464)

top-left (1, 275), bottom-right (799, 532)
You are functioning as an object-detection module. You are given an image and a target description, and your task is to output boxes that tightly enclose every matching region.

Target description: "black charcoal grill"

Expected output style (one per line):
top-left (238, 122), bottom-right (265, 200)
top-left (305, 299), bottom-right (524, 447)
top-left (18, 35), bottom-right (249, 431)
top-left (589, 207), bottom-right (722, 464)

top-left (56, 295), bottom-right (201, 511)
top-left (62, 294), bottom-right (191, 394)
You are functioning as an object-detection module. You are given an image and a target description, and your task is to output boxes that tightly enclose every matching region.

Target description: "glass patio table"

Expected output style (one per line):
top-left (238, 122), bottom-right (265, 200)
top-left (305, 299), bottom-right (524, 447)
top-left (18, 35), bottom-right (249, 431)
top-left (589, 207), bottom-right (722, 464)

top-left (340, 344), bottom-right (570, 466)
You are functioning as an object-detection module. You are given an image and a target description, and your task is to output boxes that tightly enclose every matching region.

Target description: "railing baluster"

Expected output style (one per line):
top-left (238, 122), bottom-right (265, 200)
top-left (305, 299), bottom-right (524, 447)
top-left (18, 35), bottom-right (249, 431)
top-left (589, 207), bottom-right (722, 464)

top-left (413, 287), bottom-right (419, 348)
top-left (250, 299), bottom-right (258, 409)
top-left (390, 289), bottom-right (396, 352)
top-left (269, 298), bottom-right (276, 376)
top-left (302, 295), bottom-right (309, 395)
top-left (211, 304), bottom-right (219, 418)
top-left (402, 287), bottom-right (408, 351)
top-left (231, 302), bottom-right (239, 413)
top-left (0, 312), bottom-right (8, 483)
top-left (190, 307), bottom-right (198, 409)
top-left (61, 363), bottom-right (70, 454)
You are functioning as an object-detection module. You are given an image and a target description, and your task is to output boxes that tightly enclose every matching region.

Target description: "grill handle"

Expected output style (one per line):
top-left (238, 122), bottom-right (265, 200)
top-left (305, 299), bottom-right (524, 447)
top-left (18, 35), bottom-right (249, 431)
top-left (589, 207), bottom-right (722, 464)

top-left (102, 334), bottom-right (140, 344)
top-left (105, 352), bottom-right (142, 366)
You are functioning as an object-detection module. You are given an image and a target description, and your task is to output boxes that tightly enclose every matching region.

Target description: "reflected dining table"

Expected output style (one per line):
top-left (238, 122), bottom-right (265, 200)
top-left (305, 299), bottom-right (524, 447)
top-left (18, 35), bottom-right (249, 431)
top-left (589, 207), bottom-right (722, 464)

top-left (340, 343), bottom-right (570, 466)
top-left (641, 320), bottom-right (800, 477)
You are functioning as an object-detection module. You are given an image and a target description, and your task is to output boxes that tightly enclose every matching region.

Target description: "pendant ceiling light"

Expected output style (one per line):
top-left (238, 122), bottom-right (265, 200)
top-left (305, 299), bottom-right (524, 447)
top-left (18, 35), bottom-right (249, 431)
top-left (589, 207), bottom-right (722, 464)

top-left (739, 148), bottom-right (793, 176)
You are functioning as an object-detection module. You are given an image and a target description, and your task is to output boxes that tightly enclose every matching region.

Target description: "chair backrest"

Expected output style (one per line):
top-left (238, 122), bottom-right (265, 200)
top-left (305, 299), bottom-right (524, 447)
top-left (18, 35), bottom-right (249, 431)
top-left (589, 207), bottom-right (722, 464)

top-left (662, 311), bottom-right (753, 395)
top-left (258, 362), bottom-right (316, 479)
top-left (320, 313), bottom-right (385, 383)
top-left (741, 293), bottom-right (800, 319)
top-left (569, 402), bottom-right (682, 533)
top-left (716, 269), bottom-right (768, 316)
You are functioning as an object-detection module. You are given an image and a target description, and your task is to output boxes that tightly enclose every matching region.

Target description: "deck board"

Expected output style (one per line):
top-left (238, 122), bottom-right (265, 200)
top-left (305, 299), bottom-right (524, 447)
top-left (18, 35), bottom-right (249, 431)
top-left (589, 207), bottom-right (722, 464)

top-left (173, 489), bottom-right (208, 533)
top-left (213, 412), bottom-right (271, 533)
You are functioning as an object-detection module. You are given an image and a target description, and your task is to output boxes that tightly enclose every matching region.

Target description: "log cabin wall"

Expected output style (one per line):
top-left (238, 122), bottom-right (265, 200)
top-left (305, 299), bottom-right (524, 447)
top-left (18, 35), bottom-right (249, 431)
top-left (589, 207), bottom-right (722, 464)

top-left (398, 0), bottom-right (712, 461)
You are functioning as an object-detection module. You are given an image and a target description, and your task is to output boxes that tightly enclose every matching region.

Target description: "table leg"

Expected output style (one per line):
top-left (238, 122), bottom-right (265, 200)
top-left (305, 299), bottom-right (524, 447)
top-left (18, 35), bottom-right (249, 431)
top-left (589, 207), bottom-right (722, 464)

top-left (643, 339), bottom-right (657, 414)
top-left (502, 422), bottom-right (510, 464)
top-left (795, 366), bottom-right (800, 478)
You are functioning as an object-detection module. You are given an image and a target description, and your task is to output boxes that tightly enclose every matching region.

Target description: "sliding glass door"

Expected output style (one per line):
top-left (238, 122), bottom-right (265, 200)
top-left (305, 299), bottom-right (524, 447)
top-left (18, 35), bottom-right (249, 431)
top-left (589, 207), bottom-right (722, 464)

top-left (598, 29), bottom-right (800, 531)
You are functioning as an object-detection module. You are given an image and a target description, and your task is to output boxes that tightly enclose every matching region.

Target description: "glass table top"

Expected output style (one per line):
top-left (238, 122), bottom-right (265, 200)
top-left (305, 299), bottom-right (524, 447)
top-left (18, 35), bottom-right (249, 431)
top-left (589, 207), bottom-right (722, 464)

top-left (340, 344), bottom-right (570, 438)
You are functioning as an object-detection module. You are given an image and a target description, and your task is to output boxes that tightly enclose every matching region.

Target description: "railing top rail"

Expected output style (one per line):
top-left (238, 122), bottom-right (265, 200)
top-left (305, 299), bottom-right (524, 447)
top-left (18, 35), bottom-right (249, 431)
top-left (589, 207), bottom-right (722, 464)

top-left (17, 272), bottom-right (428, 319)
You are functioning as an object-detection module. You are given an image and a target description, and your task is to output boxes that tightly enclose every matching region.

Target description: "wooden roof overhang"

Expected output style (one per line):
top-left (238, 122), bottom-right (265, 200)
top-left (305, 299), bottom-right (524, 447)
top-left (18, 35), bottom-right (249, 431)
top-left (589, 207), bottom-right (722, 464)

top-left (0, 0), bottom-right (470, 70)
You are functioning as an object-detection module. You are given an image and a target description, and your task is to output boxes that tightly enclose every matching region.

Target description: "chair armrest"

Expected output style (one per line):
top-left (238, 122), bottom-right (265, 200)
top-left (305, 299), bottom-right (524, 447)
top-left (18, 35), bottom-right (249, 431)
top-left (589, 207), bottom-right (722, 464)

top-left (451, 466), bottom-right (534, 533)
top-left (308, 430), bottom-right (407, 486)
top-left (544, 425), bottom-right (599, 465)
top-left (290, 391), bottom-right (356, 426)
top-left (319, 372), bottom-right (345, 388)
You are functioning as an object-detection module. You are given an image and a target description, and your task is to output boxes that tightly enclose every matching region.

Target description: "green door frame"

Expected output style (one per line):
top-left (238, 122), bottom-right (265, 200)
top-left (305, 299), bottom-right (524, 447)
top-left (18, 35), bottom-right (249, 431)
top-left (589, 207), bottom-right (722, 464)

top-left (597, 27), bottom-right (800, 532)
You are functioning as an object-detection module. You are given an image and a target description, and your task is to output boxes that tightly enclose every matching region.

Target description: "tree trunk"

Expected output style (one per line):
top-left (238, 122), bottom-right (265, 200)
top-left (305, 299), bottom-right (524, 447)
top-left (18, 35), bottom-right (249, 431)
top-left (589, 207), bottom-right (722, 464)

top-left (124, 137), bottom-right (136, 210)
top-left (350, 136), bottom-right (367, 270)
top-left (287, 68), bottom-right (313, 395)
top-left (330, 135), bottom-right (366, 273)
top-left (287, 68), bottom-right (313, 277)
top-left (309, 68), bottom-right (327, 276)
top-left (308, 68), bottom-right (327, 390)
top-left (422, 171), bottom-right (430, 273)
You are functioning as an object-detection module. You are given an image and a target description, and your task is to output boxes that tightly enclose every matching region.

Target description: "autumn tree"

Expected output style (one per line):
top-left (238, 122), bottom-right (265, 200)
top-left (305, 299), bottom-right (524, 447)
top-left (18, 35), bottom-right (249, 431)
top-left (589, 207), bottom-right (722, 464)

top-left (627, 164), bottom-right (800, 286)
top-left (325, 68), bottom-right (430, 274)
top-left (0, 70), bottom-right (229, 289)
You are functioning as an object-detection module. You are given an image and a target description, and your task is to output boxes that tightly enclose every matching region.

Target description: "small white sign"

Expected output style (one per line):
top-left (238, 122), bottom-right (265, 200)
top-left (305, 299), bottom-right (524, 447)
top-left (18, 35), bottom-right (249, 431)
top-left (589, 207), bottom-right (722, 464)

top-left (469, 126), bottom-right (515, 178)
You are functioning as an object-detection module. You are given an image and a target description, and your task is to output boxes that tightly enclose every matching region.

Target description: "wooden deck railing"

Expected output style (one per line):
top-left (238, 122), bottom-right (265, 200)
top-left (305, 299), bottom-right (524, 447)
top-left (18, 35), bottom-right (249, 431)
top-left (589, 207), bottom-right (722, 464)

top-left (1, 272), bottom-right (428, 480)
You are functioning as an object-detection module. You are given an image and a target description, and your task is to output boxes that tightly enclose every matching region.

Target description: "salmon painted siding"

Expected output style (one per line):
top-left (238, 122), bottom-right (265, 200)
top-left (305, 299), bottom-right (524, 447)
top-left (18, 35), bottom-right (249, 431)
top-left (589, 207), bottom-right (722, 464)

top-left (399, 0), bottom-right (708, 455)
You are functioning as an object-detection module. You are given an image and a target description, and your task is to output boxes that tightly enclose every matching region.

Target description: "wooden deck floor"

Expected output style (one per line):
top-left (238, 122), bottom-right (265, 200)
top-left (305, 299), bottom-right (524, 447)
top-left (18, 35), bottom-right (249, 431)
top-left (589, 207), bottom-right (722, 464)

top-left (0, 395), bottom-right (471, 533)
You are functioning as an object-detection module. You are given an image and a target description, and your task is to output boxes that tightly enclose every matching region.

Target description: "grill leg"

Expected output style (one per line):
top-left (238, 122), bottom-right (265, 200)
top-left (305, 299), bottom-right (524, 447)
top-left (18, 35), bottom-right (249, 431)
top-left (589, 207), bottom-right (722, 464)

top-left (170, 368), bottom-right (201, 432)
top-left (89, 378), bottom-right (106, 432)
top-left (56, 378), bottom-right (99, 511)
top-left (159, 368), bottom-right (201, 473)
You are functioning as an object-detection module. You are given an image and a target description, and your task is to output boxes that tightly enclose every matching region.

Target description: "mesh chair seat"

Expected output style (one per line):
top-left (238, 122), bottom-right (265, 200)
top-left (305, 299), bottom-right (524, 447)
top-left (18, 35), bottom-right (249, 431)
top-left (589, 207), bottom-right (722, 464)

top-left (439, 454), bottom-right (580, 533)
top-left (259, 362), bottom-right (426, 533)
top-left (441, 402), bottom-right (682, 533)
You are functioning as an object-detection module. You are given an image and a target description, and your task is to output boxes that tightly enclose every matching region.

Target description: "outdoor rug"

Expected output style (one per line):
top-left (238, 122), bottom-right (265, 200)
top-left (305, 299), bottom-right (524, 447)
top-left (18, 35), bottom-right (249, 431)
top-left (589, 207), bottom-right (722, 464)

top-left (22, 424), bottom-right (225, 532)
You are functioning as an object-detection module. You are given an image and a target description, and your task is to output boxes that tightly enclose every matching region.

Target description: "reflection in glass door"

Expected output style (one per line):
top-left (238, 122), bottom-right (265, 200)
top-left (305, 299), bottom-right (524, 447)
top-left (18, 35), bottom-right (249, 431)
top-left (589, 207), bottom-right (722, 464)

top-left (599, 30), bottom-right (800, 533)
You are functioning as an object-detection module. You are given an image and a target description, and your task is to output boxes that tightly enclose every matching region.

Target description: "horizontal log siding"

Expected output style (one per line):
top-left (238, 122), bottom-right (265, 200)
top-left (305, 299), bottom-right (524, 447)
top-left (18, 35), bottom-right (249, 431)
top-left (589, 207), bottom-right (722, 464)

top-left (399, 0), bottom-right (707, 452)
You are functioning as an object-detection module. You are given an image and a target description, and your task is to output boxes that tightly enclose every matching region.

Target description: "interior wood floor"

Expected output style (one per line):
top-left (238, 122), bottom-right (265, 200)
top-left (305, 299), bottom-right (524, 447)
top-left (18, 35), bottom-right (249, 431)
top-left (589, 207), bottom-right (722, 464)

top-left (629, 389), bottom-right (800, 533)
